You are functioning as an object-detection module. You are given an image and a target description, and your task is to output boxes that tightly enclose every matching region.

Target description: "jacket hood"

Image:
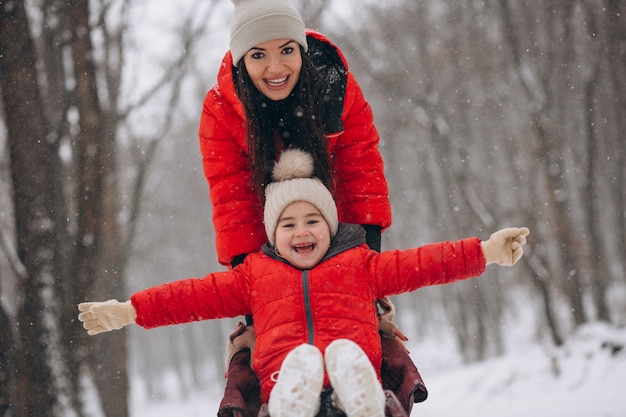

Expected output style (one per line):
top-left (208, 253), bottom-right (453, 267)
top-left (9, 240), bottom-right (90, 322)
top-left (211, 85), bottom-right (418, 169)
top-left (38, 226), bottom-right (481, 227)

top-left (261, 222), bottom-right (366, 267)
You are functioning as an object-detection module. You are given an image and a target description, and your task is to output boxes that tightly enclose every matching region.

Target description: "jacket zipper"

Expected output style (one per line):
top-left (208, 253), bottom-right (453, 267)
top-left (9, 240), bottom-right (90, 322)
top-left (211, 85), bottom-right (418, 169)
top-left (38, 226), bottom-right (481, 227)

top-left (302, 270), bottom-right (315, 345)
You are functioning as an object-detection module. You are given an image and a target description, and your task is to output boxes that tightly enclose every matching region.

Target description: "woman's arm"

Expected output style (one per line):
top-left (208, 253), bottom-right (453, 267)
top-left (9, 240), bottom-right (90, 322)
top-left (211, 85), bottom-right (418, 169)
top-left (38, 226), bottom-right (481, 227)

top-left (199, 88), bottom-right (267, 266)
top-left (331, 72), bottom-right (392, 231)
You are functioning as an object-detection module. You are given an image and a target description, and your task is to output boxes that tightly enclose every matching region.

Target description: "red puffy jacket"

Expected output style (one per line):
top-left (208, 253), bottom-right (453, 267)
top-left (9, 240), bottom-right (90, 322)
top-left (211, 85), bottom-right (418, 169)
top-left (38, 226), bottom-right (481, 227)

top-left (131, 224), bottom-right (486, 403)
top-left (199, 30), bottom-right (391, 266)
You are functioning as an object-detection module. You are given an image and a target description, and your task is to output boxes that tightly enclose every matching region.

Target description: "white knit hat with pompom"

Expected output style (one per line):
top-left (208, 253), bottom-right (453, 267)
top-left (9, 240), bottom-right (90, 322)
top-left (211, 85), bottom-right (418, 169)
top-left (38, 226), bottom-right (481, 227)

top-left (264, 149), bottom-right (338, 246)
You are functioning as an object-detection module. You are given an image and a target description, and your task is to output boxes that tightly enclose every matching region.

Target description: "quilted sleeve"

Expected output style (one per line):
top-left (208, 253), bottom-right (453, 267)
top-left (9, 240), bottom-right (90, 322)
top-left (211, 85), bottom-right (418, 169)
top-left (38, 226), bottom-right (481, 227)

top-left (199, 88), bottom-right (267, 266)
top-left (332, 72), bottom-right (392, 230)
top-left (131, 269), bottom-right (251, 329)
top-left (373, 237), bottom-right (487, 297)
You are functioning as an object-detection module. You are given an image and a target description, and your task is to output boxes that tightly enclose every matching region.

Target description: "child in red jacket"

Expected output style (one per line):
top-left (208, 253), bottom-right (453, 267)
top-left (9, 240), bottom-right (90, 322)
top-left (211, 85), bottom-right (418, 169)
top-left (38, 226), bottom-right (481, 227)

top-left (78, 149), bottom-right (529, 417)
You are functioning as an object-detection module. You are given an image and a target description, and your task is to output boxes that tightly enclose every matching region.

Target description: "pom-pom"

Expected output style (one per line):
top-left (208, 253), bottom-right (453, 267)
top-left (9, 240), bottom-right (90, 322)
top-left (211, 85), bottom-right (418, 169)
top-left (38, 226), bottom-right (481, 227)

top-left (272, 149), bottom-right (314, 182)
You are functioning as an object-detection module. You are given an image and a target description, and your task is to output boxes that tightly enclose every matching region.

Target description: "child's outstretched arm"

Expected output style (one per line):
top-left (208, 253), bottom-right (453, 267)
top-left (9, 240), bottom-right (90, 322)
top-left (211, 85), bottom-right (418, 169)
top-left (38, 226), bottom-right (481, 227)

top-left (78, 300), bottom-right (137, 335)
top-left (480, 227), bottom-right (530, 266)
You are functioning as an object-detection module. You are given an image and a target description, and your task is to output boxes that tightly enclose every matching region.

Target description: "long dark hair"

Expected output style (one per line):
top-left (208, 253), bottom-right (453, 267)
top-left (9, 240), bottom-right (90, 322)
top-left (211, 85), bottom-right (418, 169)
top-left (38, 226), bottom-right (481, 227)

top-left (234, 45), bottom-right (334, 204)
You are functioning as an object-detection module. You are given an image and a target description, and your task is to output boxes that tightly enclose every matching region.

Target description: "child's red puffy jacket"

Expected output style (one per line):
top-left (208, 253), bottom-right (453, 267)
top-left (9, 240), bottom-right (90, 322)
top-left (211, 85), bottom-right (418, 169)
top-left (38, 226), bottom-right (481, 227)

top-left (131, 224), bottom-right (486, 403)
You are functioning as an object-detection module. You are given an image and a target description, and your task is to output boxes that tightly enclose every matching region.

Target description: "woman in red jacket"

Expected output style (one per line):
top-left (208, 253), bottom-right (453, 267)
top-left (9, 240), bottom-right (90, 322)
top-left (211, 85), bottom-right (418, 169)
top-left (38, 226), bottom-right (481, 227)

top-left (78, 150), bottom-right (529, 417)
top-left (200, 4), bottom-right (390, 268)
top-left (200, 0), bottom-right (419, 415)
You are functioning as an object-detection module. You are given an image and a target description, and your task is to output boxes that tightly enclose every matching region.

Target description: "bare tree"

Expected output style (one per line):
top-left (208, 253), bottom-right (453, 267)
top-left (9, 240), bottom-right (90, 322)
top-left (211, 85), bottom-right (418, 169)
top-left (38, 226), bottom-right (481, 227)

top-left (319, 0), bottom-right (625, 359)
top-left (0, 2), bottom-right (61, 416)
top-left (496, 0), bottom-right (626, 326)
top-left (0, 0), bottom-right (214, 415)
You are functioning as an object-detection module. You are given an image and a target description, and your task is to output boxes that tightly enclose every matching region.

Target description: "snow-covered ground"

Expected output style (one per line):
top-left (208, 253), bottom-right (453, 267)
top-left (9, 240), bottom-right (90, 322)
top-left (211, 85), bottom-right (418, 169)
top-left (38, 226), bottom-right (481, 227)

top-left (417, 322), bottom-right (626, 417)
top-left (131, 322), bottom-right (625, 417)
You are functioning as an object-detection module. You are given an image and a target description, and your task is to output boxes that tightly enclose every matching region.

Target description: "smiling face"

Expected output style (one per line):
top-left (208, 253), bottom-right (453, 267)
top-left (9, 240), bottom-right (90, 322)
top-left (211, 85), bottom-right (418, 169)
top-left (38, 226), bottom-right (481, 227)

top-left (242, 38), bottom-right (303, 101)
top-left (274, 201), bottom-right (331, 270)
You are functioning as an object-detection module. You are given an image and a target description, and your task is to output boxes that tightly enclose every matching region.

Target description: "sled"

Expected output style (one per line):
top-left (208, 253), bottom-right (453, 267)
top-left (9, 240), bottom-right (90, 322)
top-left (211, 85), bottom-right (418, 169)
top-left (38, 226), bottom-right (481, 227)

top-left (256, 389), bottom-right (408, 417)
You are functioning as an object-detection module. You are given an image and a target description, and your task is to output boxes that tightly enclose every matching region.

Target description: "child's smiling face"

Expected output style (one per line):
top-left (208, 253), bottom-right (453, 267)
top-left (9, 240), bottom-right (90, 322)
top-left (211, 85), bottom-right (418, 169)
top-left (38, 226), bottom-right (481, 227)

top-left (274, 201), bottom-right (331, 269)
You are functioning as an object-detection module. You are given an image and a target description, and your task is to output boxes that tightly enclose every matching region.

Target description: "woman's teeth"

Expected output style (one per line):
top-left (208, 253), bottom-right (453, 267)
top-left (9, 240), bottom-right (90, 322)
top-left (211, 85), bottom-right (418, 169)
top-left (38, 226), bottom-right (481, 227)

top-left (266, 76), bottom-right (287, 86)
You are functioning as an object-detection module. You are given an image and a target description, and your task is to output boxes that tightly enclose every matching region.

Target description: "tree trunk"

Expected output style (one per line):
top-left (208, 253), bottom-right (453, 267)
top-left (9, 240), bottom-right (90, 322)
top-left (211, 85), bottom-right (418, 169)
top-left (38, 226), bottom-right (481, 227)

top-left (604, 0), bottom-right (626, 284)
top-left (66, 1), bottom-right (129, 415)
top-left (0, 303), bottom-right (15, 415)
top-left (0, 1), bottom-right (61, 416)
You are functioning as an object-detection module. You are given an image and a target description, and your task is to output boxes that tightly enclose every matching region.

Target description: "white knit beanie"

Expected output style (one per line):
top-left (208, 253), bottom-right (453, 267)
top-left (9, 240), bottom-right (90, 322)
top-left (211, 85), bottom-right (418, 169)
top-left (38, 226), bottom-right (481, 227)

top-left (264, 149), bottom-right (338, 246)
top-left (229, 0), bottom-right (308, 66)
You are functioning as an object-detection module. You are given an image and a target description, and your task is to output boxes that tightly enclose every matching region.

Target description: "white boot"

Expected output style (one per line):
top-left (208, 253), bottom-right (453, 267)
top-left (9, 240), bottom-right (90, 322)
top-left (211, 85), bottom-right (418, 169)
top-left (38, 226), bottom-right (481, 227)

top-left (325, 339), bottom-right (386, 417)
top-left (268, 344), bottom-right (324, 417)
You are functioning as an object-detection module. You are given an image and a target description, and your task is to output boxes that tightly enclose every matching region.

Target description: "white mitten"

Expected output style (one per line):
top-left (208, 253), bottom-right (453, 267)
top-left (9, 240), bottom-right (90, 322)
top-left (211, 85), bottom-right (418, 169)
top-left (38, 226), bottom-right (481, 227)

top-left (78, 299), bottom-right (137, 335)
top-left (481, 227), bottom-right (530, 266)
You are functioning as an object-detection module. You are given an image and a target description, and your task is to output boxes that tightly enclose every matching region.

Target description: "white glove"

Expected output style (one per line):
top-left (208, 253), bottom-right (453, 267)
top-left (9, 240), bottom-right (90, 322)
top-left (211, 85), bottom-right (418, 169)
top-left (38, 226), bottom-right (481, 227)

top-left (481, 227), bottom-right (530, 266)
top-left (78, 299), bottom-right (137, 335)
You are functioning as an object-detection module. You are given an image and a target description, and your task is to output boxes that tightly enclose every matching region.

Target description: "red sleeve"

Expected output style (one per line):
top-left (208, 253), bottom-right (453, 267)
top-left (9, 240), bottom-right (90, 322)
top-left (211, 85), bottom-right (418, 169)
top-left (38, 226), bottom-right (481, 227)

top-left (131, 269), bottom-right (251, 329)
top-left (199, 88), bottom-right (267, 266)
top-left (331, 72), bottom-right (392, 230)
top-left (373, 237), bottom-right (487, 297)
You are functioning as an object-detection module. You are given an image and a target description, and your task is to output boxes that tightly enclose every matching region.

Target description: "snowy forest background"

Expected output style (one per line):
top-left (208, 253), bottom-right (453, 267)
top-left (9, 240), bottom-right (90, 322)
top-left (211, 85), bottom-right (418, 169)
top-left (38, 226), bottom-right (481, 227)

top-left (0, 1), bottom-right (625, 416)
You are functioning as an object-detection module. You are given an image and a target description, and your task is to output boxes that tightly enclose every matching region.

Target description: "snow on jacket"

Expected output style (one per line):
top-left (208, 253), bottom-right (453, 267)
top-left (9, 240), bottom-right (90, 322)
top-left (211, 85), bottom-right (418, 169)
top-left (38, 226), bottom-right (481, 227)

top-left (199, 30), bottom-right (392, 266)
top-left (131, 224), bottom-right (486, 403)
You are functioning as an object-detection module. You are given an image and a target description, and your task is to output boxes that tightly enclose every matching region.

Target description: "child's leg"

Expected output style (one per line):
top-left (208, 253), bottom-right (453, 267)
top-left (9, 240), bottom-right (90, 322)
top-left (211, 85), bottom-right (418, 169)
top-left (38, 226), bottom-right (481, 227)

top-left (325, 339), bottom-right (385, 417)
top-left (268, 344), bottom-right (324, 417)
